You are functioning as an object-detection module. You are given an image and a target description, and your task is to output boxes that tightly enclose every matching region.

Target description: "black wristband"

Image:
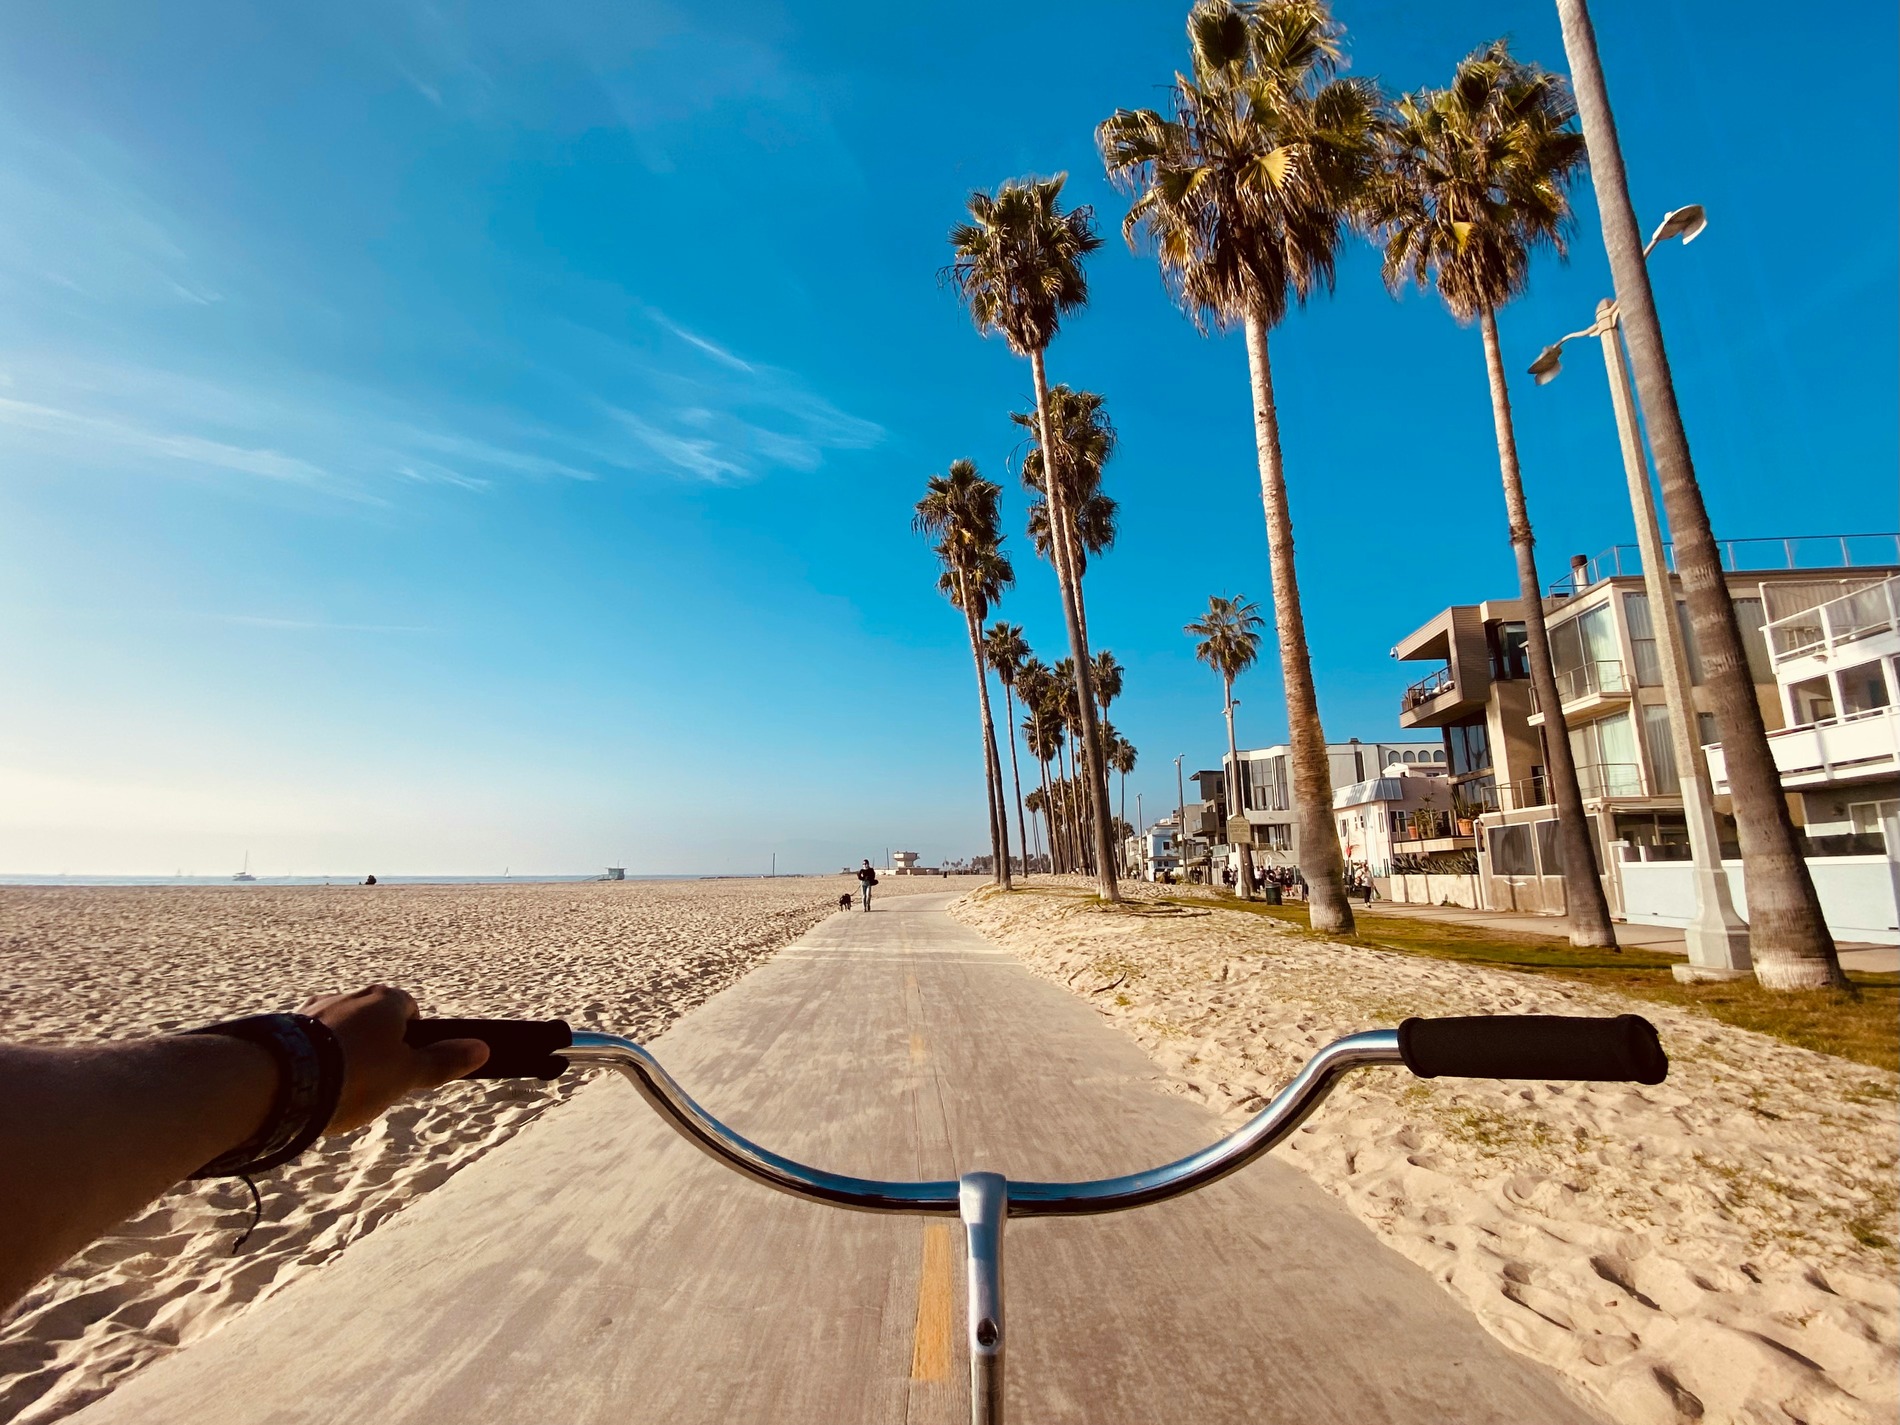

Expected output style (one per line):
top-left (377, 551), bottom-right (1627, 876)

top-left (185, 1013), bottom-right (345, 1178)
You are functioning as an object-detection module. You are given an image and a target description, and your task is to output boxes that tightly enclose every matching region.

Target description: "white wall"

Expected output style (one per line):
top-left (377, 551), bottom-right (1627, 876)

top-left (1621, 856), bottom-right (1900, 945)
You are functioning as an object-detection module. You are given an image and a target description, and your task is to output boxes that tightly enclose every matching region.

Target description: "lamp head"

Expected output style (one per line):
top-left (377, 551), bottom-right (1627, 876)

top-left (1528, 343), bottom-right (1565, 385)
top-left (1652, 203), bottom-right (1707, 247)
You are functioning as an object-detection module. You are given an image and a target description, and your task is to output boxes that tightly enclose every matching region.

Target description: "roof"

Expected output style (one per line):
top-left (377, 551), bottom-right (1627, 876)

top-left (1333, 778), bottom-right (1404, 809)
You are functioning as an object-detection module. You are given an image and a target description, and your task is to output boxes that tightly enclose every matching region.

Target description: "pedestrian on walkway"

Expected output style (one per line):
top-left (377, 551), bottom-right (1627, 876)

top-left (856, 859), bottom-right (878, 911)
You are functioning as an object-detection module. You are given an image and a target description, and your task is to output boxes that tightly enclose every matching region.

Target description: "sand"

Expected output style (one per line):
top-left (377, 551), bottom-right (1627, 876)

top-left (0, 875), bottom-right (954, 1423)
top-left (951, 883), bottom-right (1899, 1425)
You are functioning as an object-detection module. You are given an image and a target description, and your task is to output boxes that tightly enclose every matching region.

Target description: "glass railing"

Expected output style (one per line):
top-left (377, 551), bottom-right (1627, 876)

top-left (1765, 577), bottom-right (1899, 664)
top-left (1530, 661), bottom-right (1629, 710)
top-left (1401, 665), bottom-right (1456, 711)
top-left (1547, 533), bottom-right (1900, 597)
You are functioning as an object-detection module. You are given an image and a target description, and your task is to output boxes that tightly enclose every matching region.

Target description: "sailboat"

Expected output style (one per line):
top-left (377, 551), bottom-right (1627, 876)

top-left (233, 851), bottom-right (256, 883)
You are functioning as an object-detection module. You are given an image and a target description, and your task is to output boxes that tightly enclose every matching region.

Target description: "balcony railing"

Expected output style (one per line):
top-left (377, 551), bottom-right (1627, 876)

top-left (1401, 664), bottom-right (1456, 712)
top-left (1393, 807), bottom-right (1480, 842)
top-left (1574, 761), bottom-right (1647, 799)
top-left (1529, 660), bottom-right (1629, 712)
top-left (1547, 533), bottom-right (1900, 598)
top-left (1764, 576), bottom-right (1900, 665)
top-left (1706, 704), bottom-right (1900, 792)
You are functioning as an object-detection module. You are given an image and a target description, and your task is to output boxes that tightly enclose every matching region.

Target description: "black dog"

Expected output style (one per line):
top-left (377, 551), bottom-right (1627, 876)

top-left (838, 893), bottom-right (854, 911)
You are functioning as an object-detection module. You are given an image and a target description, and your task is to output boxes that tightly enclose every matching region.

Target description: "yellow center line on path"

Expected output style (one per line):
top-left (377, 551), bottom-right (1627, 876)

top-left (910, 1222), bottom-right (954, 1382)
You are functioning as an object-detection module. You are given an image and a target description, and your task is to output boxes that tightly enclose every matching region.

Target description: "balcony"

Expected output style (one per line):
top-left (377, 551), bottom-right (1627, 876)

top-left (1765, 576), bottom-right (1900, 666)
top-left (1392, 806), bottom-right (1478, 854)
top-left (1402, 665), bottom-right (1455, 711)
top-left (1528, 660), bottom-right (1631, 724)
top-left (1706, 705), bottom-right (1900, 794)
top-left (1546, 533), bottom-right (1900, 598)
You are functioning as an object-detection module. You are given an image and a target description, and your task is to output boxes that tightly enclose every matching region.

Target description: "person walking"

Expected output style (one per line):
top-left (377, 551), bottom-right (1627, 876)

top-left (856, 859), bottom-right (879, 911)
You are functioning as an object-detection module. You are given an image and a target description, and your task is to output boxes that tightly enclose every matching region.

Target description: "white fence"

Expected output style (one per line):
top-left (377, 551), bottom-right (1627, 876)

top-left (1620, 856), bottom-right (1900, 945)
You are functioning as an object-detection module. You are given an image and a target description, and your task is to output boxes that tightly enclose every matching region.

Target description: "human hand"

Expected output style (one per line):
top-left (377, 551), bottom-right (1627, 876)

top-left (300, 986), bottom-right (490, 1134)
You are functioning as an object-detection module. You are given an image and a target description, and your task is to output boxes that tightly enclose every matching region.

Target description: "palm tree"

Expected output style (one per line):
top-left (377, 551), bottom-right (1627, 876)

top-left (914, 461), bottom-right (1014, 889)
top-left (1367, 41), bottom-right (1616, 950)
top-left (1100, 0), bottom-right (1380, 933)
top-left (1108, 727), bottom-right (1138, 876)
top-left (1188, 594), bottom-right (1265, 890)
top-left (947, 176), bottom-right (1120, 903)
top-left (1092, 649), bottom-right (1124, 719)
top-left (1013, 384), bottom-right (1121, 647)
top-left (1019, 659), bottom-right (1064, 870)
top-left (1051, 657), bottom-right (1090, 873)
top-left (1023, 785), bottom-right (1048, 870)
top-left (984, 622), bottom-right (1034, 879)
top-left (1551, 0), bottom-right (1842, 988)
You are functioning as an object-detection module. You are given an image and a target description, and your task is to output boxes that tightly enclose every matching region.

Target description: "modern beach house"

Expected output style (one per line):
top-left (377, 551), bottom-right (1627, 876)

top-left (1389, 534), bottom-right (1900, 937)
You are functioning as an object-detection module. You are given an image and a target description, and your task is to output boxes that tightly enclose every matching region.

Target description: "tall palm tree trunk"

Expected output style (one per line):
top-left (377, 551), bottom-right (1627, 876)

top-left (1061, 744), bottom-right (1081, 873)
top-left (1243, 312), bottom-right (1354, 934)
top-left (962, 602), bottom-right (1011, 888)
top-left (1030, 349), bottom-right (1121, 901)
top-left (1001, 685), bottom-right (1031, 880)
top-left (1554, 0), bottom-right (1840, 989)
top-left (1041, 757), bottom-right (1057, 873)
top-left (1118, 770), bottom-right (1127, 877)
top-left (1481, 310), bottom-right (1617, 948)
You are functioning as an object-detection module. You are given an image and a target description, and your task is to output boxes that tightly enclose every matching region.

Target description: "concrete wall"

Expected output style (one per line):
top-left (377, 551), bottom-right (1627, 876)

top-left (1621, 856), bottom-right (1900, 945)
top-left (1379, 873), bottom-right (1484, 909)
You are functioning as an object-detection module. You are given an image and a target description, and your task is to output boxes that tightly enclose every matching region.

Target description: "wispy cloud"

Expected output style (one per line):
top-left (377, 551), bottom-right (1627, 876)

top-left (644, 307), bottom-right (755, 372)
top-left (214, 615), bottom-right (435, 634)
top-left (0, 395), bottom-right (336, 487)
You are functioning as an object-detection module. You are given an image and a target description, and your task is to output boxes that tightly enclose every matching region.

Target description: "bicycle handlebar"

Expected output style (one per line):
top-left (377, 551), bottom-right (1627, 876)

top-left (405, 1013), bottom-right (1667, 1216)
top-left (405, 1017), bottom-right (572, 1079)
top-left (1398, 1013), bottom-right (1667, 1084)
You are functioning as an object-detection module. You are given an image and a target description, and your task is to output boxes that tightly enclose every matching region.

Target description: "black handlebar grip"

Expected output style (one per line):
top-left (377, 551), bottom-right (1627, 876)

top-left (1398, 1014), bottom-right (1667, 1085)
top-left (405, 1018), bottom-right (574, 1080)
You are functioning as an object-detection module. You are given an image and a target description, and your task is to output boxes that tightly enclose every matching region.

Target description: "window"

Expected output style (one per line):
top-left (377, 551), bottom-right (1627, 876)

top-left (1550, 604), bottom-right (1623, 695)
top-left (1675, 600), bottom-right (1703, 685)
top-left (1254, 823), bottom-right (1293, 850)
top-left (1640, 703), bottom-right (1680, 795)
top-left (1533, 819), bottom-right (1565, 876)
top-left (1431, 749), bottom-right (1445, 762)
top-left (1732, 598), bottom-right (1772, 682)
top-left (1787, 676), bottom-right (1835, 727)
top-left (1839, 662), bottom-right (1892, 716)
top-left (1401, 751), bottom-right (1416, 763)
top-left (1488, 621), bottom-right (1530, 680)
top-left (1697, 712), bottom-right (1719, 748)
top-left (1448, 720), bottom-right (1491, 776)
top-left (1568, 712), bottom-right (1642, 796)
top-left (1243, 756), bottom-right (1290, 812)
top-left (1623, 593), bottom-right (1662, 687)
top-left (1488, 823), bottom-right (1534, 875)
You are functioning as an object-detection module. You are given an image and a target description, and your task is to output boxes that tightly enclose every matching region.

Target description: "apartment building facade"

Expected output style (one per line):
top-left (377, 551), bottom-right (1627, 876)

top-left (1392, 535), bottom-right (1899, 918)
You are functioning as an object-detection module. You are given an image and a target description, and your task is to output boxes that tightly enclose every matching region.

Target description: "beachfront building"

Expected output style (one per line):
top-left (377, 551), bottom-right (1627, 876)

top-left (1134, 816), bottom-right (1183, 881)
top-left (1212, 740), bottom-right (1445, 881)
top-left (1391, 534), bottom-right (1900, 923)
top-left (1694, 574), bottom-right (1900, 942)
top-left (1331, 761), bottom-right (1473, 903)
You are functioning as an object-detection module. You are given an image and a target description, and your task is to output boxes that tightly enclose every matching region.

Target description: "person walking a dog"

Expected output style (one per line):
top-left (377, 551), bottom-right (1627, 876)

top-left (856, 858), bottom-right (878, 911)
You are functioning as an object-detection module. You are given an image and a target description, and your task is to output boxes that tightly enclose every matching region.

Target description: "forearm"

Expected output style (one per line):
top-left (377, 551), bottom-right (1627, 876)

top-left (0, 1035), bottom-right (275, 1309)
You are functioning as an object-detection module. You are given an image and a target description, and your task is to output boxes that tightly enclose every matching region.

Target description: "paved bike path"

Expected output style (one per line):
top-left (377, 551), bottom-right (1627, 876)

top-left (73, 894), bottom-right (1605, 1425)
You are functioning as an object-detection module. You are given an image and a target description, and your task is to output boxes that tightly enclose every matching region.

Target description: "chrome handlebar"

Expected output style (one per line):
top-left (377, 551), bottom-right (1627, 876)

top-left (565, 1027), bottom-right (1404, 1217)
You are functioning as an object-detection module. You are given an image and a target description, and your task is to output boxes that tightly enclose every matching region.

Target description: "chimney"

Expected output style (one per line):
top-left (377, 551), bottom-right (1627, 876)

top-left (1570, 553), bottom-right (1590, 589)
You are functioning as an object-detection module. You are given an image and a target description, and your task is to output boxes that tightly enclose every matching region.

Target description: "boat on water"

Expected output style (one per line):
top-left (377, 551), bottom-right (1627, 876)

top-left (233, 852), bottom-right (256, 883)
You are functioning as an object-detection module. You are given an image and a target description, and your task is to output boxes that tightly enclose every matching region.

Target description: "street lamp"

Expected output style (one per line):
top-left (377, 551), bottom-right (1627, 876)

top-left (1531, 204), bottom-right (1750, 981)
top-left (1174, 753), bottom-right (1187, 881)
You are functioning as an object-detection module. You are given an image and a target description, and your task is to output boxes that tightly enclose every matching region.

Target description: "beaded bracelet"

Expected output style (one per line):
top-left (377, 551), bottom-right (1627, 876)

top-left (185, 1013), bottom-right (345, 1179)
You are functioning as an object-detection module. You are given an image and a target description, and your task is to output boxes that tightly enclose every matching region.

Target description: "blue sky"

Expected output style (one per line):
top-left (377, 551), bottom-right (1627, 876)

top-left (1, 0), bottom-right (1893, 875)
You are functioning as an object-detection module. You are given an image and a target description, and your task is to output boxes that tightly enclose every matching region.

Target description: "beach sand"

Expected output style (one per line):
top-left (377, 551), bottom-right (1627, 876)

top-left (952, 883), bottom-right (1899, 1425)
top-left (0, 875), bottom-right (954, 1423)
